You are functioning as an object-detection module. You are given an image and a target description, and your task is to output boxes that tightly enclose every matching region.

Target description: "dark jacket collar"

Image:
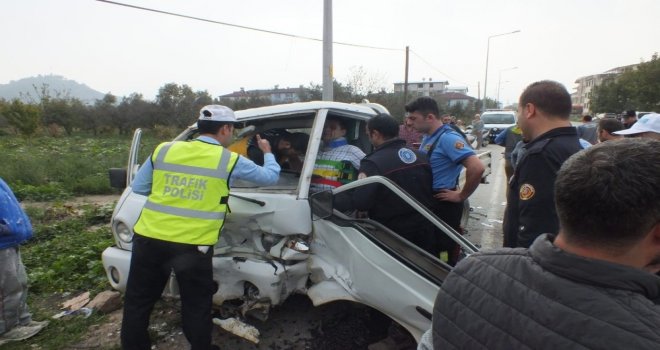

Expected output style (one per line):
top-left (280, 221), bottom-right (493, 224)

top-left (528, 126), bottom-right (577, 146)
top-left (530, 234), bottom-right (660, 301)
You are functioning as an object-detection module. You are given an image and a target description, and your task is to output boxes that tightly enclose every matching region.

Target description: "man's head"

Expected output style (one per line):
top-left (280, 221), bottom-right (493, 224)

top-left (403, 116), bottom-right (414, 127)
top-left (613, 113), bottom-right (660, 140)
top-left (474, 114), bottom-right (481, 121)
top-left (442, 114), bottom-right (452, 125)
top-left (404, 96), bottom-right (443, 134)
top-left (322, 117), bottom-right (348, 142)
top-left (279, 132), bottom-right (309, 156)
top-left (582, 115), bottom-right (593, 123)
top-left (598, 118), bottom-right (624, 142)
top-left (554, 139), bottom-right (660, 269)
top-left (516, 80), bottom-right (572, 140)
top-left (623, 110), bottom-right (637, 126)
top-left (197, 105), bottom-right (237, 147)
top-left (366, 114), bottom-right (399, 147)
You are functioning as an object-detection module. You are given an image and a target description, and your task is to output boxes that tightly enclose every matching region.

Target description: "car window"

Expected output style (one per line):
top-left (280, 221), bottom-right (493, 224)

top-left (482, 113), bottom-right (515, 124)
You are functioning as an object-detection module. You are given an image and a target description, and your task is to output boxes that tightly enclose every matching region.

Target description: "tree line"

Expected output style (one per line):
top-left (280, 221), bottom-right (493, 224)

top-left (590, 53), bottom-right (660, 113)
top-left (0, 79), bottom-right (492, 139)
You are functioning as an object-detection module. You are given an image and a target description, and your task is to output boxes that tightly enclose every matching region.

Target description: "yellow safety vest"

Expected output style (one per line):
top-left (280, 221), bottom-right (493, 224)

top-left (134, 140), bottom-right (239, 245)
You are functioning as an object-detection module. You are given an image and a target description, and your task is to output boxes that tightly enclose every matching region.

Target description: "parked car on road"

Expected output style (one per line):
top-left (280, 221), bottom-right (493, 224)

top-left (480, 109), bottom-right (517, 143)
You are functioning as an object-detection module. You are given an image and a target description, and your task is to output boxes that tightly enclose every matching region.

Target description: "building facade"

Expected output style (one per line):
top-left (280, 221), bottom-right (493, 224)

top-left (573, 64), bottom-right (638, 113)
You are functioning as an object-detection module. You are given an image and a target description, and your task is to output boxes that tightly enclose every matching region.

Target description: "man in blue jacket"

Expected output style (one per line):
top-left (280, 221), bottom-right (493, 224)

top-left (0, 178), bottom-right (48, 345)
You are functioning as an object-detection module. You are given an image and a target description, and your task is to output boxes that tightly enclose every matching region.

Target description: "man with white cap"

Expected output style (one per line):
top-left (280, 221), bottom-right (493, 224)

top-left (613, 113), bottom-right (660, 140)
top-left (121, 105), bottom-right (280, 350)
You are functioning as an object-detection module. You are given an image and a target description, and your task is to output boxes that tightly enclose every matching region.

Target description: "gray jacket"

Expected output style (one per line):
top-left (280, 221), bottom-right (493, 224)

top-left (432, 234), bottom-right (660, 349)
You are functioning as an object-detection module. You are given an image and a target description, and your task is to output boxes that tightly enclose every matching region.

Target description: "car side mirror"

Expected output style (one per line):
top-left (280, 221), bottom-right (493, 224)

top-left (109, 168), bottom-right (128, 189)
top-left (309, 190), bottom-right (334, 220)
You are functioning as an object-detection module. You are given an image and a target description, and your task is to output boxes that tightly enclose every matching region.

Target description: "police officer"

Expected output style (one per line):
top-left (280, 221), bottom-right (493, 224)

top-left (121, 105), bottom-right (280, 350)
top-left (504, 81), bottom-right (582, 248)
top-left (350, 114), bottom-right (439, 256)
top-left (405, 97), bottom-right (485, 265)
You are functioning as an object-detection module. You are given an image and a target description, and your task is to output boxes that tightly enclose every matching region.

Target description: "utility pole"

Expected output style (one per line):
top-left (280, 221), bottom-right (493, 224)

top-left (322, 0), bottom-right (333, 101)
top-left (403, 46), bottom-right (409, 106)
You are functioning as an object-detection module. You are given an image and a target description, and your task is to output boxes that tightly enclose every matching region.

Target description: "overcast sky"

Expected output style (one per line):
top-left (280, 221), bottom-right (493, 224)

top-left (2, 0), bottom-right (659, 107)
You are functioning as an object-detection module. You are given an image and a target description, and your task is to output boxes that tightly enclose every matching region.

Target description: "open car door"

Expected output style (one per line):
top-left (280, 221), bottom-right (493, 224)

top-left (307, 176), bottom-right (479, 341)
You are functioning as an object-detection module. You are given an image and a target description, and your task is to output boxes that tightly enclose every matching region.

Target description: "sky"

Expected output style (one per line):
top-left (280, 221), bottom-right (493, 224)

top-left (2, 0), bottom-right (659, 107)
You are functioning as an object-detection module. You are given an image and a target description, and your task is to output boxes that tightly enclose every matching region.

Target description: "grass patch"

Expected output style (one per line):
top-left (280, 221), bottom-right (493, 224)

top-left (0, 134), bottom-right (161, 200)
top-left (1, 202), bottom-right (118, 349)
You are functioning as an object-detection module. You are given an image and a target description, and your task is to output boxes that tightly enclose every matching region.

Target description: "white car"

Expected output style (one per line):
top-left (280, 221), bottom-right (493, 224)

top-left (481, 109), bottom-right (517, 142)
top-left (103, 101), bottom-right (486, 343)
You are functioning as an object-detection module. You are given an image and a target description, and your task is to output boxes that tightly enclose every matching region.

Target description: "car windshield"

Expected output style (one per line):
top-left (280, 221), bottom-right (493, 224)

top-left (482, 113), bottom-right (515, 124)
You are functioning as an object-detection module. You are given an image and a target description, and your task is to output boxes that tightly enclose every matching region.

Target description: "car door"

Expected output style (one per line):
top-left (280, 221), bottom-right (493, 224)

top-left (308, 176), bottom-right (479, 341)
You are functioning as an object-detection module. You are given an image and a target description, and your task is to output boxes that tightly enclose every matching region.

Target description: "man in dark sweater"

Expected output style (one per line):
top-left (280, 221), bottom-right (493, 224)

top-left (428, 138), bottom-right (660, 350)
top-left (503, 80), bottom-right (582, 248)
top-left (350, 114), bottom-right (441, 256)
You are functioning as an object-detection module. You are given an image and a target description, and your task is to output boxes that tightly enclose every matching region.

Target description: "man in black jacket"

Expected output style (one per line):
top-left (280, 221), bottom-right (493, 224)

top-left (503, 80), bottom-right (582, 248)
top-left (350, 114), bottom-right (440, 256)
top-left (428, 138), bottom-right (660, 350)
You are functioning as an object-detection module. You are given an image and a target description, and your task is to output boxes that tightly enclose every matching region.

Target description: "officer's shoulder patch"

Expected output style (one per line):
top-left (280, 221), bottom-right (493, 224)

top-left (398, 148), bottom-right (417, 164)
top-left (519, 183), bottom-right (535, 200)
top-left (454, 141), bottom-right (465, 150)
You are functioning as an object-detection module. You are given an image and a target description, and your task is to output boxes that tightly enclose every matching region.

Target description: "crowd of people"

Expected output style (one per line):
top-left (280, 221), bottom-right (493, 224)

top-left (2, 80), bottom-right (659, 348)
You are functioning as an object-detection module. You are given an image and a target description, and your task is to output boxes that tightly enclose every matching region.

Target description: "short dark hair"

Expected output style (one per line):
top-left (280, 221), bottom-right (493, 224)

top-left (598, 118), bottom-right (624, 134)
top-left (624, 110), bottom-right (636, 118)
top-left (519, 80), bottom-right (572, 118)
top-left (404, 96), bottom-right (441, 118)
top-left (326, 116), bottom-right (348, 130)
top-left (283, 132), bottom-right (310, 153)
top-left (582, 115), bottom-right (592, 122)
top-left (198, 120), bottom-right (233, 134)
top-left (367, 114), bottom-right (399, 139)
top-left (555, 138), bottom-right (660, 250)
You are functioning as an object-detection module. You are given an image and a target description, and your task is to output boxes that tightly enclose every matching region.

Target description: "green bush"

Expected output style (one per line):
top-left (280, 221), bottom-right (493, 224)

top-left (22, 203), bottom-right (115, 294)
top-left (0, 133), bottom-right (161, 197)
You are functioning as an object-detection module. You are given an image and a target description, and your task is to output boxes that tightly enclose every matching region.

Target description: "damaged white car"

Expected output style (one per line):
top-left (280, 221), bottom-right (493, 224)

top-left (103, 101), bottom-right (489, 344)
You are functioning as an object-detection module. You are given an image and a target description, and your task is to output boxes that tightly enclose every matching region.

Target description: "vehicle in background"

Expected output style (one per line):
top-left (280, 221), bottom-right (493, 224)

top-left (103, 101), bottom-right (490, 345)
top-left (480, 109), bottom-right (517, 143)
top-left (637, 111), bottom-right (656, 118)
top-left (595, 113), bottom-right (618, 119)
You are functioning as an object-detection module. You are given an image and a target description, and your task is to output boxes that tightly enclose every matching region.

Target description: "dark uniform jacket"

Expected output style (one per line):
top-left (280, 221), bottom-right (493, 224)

top-left (432, 234), bottom-right (660, 349)
top-left (504, 127), bottom-right (581, 248)
top-left (352, 138), bottom-right (439, 254)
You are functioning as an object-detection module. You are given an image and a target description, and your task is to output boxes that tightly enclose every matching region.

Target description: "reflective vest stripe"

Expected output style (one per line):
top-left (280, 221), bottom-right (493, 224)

top-left (143, 201), bottom-right (226, 220)
top-left (154, 143), bottom-right (232, 179)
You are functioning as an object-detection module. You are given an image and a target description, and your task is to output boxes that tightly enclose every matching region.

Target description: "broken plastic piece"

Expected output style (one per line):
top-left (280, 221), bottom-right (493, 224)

top-left (52, 307), bottom-right (93, 319)
top-left (213, 317), bottom-right (260, 344)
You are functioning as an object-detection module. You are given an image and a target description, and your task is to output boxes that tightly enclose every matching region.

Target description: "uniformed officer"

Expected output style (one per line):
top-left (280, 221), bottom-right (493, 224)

top-left (405, 97), bottom-right (485, 265)
top-left (503, 81), bottom-right (582, 248)
top-left (351, 114), bottom-right (439, 256)
top-left (121, 105), bottom-right (280, 350)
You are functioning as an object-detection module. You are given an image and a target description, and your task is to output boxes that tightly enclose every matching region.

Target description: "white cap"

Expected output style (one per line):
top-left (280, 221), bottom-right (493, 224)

top-left (613, 113), bottom-right (660, 135)
top-left (198, 105), bottom-right (237, 123)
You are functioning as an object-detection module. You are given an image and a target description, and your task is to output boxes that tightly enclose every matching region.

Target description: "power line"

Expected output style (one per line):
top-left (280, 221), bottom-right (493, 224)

top-left (409, 49), bottom-right (468, 86)
top-left (96, 0), bottom-right (403, 52)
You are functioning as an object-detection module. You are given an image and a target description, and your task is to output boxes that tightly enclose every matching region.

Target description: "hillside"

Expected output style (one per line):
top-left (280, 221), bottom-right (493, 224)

top-left (0, 74), bottom-right (105, 103)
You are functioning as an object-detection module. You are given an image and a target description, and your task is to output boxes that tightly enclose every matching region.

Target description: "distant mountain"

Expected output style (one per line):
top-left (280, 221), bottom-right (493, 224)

top-left (0, 75), bottom-right (106, 104)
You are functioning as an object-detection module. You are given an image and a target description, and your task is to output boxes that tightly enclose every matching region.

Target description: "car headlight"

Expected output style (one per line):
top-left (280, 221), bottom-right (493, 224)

top-left (115, 221), bottom-right (134, 243)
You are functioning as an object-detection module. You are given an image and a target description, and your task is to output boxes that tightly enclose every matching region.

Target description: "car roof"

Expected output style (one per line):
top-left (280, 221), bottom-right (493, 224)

top-left (234, 101), bottom-right (382, 121)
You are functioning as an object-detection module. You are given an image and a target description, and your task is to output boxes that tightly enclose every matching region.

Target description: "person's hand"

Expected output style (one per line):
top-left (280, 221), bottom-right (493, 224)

top-left (433, 189), bottom-right (464, 203)
top-left (256, 134), bottom-right (272, 154)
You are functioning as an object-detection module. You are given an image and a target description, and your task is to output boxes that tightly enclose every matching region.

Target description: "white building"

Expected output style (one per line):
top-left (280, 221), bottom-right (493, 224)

top-left (393, 78), bottom-right (449, 97)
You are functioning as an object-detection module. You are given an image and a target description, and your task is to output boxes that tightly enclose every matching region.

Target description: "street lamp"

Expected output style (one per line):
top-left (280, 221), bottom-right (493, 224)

top-left (483, 30), bottom-right (520, 111)
top-left (497, 66), bottom-right (518, 106)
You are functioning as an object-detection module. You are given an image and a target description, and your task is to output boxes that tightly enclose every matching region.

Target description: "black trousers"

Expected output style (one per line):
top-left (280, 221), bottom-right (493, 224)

top-left (121, 234), bottom-right (215, 350)
top-left (432, 198), bottom-right (464, 266)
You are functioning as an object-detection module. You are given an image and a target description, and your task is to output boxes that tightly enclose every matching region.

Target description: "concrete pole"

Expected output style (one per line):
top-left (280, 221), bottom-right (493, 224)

top-left (404, 46), bottom-right (409, 106)
top-left (322, 0), bottom-right (333, 101)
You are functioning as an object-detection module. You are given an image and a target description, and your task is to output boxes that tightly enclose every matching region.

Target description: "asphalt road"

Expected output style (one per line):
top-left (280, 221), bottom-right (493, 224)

top-left (464, 142), bottom-right (508, 250)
